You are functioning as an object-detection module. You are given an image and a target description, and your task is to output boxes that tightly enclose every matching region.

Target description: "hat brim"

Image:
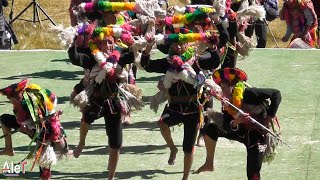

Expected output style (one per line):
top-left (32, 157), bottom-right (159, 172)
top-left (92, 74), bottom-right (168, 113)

top-left (0, 79), bottom-right (28, 97)
top-left (212, 68), bottom-right (247, 85)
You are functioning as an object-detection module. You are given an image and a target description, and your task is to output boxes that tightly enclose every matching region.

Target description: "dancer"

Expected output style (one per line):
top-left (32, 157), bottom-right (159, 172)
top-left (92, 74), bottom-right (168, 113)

top-left (141, 28), bottom-right (223, 179)
top-left (72, 32), bottom-right (142, 180)
top-left (194, 68), bottom-right (282, 180)
top-left (0, 79), bottom-right (70, 179)
top-left (280, 0), bottom-right (318, 47)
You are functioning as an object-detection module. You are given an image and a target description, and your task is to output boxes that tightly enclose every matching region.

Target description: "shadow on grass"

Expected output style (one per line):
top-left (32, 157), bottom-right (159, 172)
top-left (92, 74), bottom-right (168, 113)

top-left (1, 70), bottom-right (83, 81)
top-left (0, 168), bottom-right (180, 179)
top-left (68, 144), bottom-right (168, 155)
top-left (61, 121), bottom-right (106, 130)
top-left (0, 100), bottom-right (10, 106)
top-left (58, 96), bottom-right (70, 104)
top-left (50, 59), bottom-right (70, 63)
top-left (61, 120), bottom-right (158, 132)
top-left (123, 121), bottom-right (159, 131)
top-left (51, 169), bottom-right (180, 179)
top-left (136, 75), bottom-right (163, 82)
top-left (13, 144), bottom-right (170, 156)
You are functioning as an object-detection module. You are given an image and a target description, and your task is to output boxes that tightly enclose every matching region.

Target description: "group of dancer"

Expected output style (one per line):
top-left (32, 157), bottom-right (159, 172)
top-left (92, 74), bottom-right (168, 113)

top-left (0, 0), bottom-right (287, 179)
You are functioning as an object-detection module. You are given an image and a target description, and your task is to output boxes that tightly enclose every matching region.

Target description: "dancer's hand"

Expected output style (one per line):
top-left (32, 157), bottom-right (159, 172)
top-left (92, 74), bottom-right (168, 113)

top-left (205, 79), bottom-right (222, 97)
top-left (234, 112), bottom-right (250, 125)
top-left (264, 116), bottom-right (274, 128)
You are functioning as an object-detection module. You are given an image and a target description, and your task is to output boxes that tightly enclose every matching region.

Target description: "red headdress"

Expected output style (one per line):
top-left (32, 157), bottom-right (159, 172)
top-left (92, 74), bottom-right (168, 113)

top-left (212, 68), bottom-right (247, 85)
top-left (0, 79), bottom-right (28, 97)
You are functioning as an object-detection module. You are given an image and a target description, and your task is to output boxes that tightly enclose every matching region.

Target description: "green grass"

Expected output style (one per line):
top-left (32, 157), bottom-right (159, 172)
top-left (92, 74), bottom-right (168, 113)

top-left (0, 49), bottom-right (320, 179)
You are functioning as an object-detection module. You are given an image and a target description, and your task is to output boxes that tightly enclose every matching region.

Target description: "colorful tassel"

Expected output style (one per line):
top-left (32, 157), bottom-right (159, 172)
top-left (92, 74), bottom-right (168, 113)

top-left (164, 8), bottom-right (214, 26)
top-left (163, 32), bottom-right (210, 45)
top-left (80, 1), bottom-right (139, 13)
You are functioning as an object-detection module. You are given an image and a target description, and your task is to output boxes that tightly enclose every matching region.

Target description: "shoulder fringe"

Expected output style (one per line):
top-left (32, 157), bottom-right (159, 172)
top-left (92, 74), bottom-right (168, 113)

top-left (150, 90), bottom-right (169, 113)
top-left (50, 24), bottom-right (77, 49)
top-left (119, 84), bottom-right (144, 111)
top-left (237, 5), bottom-right (266, 23)
top-left (70, 85), bottom-right (94, 111)
top-left (236, 32), bottom-right (256, 58)
top-left (204, 108), bottom-right (224, 128)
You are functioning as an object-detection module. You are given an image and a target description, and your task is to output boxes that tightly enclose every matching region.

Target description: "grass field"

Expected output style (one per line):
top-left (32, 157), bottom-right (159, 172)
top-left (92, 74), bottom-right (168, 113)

top-left (0, 49), bottom-right (320, 179)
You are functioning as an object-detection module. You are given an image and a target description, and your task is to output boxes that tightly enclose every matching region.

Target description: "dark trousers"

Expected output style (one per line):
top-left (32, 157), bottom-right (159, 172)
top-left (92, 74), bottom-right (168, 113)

top-left (222, 20), bottom-right (238, 68)
top-left (83, 97), bottom-right (123, 149)
top-left (245, 19), bottom-right (267, 48)
top-left (205, 123), bottom-right (265, 180)
top-left (159, 104), bottom-right (200, 153)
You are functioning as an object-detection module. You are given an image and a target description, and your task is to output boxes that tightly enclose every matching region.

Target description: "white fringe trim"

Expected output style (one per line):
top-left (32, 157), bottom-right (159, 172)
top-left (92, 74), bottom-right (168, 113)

top-left (37, 145), bottom-right (57, 169)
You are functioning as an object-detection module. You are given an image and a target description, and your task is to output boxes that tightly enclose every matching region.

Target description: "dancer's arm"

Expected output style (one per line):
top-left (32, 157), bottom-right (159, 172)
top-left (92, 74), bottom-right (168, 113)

top-left (216, 23), bottom-right (230, 49)
top-left (141, 42), bottom-right (169, 73)
top-left (118, 50), bottom-right (135, 67)
top-left (68, 45), bottom-right (95, 69)
top-left (196, 47), bottom-right (221, 70)
top-left (243, 87), bottom-right (282, 118)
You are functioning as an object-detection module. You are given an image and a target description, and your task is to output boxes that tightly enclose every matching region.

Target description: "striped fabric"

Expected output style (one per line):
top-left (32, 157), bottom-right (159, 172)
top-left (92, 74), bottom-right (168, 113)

top-left (212, 68), bottom-right (248, 85)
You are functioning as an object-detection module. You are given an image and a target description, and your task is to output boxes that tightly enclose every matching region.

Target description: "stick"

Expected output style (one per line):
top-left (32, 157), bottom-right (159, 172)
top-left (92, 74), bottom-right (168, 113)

top-left (264, 18), bottom-right (279, 48)
top-left (211, 91), bottom-right (292, 149)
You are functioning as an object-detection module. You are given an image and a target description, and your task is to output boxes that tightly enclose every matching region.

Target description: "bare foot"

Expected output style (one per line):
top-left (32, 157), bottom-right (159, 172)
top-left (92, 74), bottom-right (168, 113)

top-left (73, 144), bottom-right (85, 158)
top-left (168, 147), bottom-right (178, 165)
top-left (0, 149), bottom-right (14, 156)
top-left (122, 121), bottom-right (131, 126)
top-left (193, 163), bottom-right (214, 174)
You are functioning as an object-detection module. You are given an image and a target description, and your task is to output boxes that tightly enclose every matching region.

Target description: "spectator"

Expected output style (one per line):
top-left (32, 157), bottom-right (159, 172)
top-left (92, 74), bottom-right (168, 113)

top-left (280, 0), bottom-right (318, 47)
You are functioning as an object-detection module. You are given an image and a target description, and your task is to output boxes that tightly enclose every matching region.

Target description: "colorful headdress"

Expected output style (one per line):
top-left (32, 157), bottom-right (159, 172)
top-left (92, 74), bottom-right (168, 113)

top-left (155, 32), bottom-right (212, 45)
top-left (24, 84), bottom-right (58, 118)
top-left (78, 1), bottom-right (139, 13)
top-left (212, 68), bottom-right (247, 85)
top-left (0, 79), bottom-right (28, 97)
top-left (164, 8), bottom-right (214, 26)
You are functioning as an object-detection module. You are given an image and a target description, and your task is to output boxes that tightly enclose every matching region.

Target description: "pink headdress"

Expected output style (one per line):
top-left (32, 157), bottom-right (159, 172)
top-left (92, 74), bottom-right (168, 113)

top-left (0, 79), bottom-right (28, 97)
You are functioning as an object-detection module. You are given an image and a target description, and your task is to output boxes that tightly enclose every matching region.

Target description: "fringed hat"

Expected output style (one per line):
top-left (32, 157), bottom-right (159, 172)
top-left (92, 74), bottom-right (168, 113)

top-left (212, 68), bottom-right (247, 85)
top-left (0, 79), bottom-right (28, 97)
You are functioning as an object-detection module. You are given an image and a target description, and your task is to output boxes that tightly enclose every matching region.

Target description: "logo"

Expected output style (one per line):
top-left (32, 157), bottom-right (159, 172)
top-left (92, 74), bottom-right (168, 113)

top-left (2, 161), bottom-right (27, 177)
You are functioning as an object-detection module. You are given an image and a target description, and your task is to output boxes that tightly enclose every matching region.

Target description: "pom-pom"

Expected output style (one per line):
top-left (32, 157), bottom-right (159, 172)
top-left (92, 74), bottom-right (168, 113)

top-left (120, 31), bottom-right (134, 45)
top-left (171, 56), bottom-right (184, 70)
top-left (84, 2), bottom-right (95, 13)
top-left (40, 168), bottom-right (52, 179)
top-left (107, 50), bottom-right (121, 63)
top-left (93, 51), bottom-right (106, 65)
top-left (107, 68), bottom-right (117, 82)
